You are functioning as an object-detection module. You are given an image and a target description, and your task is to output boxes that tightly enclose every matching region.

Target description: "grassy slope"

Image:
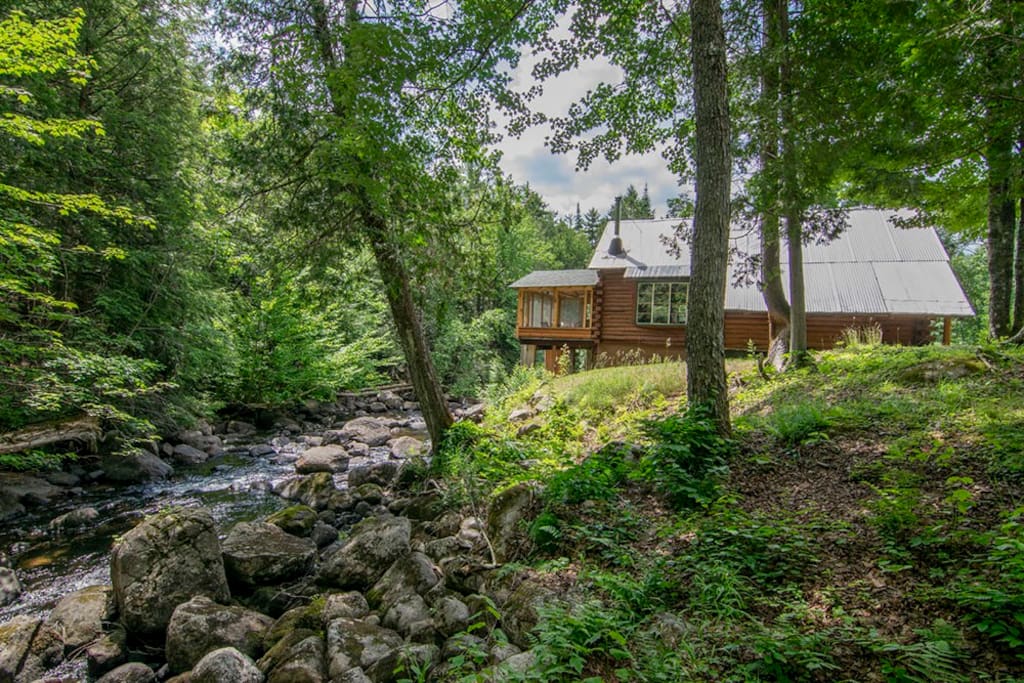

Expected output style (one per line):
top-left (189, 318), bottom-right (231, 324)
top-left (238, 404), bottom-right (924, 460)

top-left (461, 346), bottom-right (1024, 682)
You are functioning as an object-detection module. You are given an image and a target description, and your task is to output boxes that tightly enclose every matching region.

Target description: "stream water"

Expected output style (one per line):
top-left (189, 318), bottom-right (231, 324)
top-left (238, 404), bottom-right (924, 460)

top-left (0, 419), bottom-right (423, 630)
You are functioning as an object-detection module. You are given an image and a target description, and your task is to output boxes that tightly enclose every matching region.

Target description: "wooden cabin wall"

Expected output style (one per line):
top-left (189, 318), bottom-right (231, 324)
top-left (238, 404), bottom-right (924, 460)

top-left (595, 269), bottom-right (687, 351)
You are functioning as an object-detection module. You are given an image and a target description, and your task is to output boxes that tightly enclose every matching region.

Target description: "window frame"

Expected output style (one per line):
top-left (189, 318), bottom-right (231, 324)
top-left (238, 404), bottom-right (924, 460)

top-left (635, 281), bottom-right (688, 326)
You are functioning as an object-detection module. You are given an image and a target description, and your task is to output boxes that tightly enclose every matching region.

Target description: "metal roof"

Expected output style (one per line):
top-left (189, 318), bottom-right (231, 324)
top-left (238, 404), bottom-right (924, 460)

top-left (587, 208), bottom-right (974, 317)
top-left (509, 269), bottom-right (599, 289)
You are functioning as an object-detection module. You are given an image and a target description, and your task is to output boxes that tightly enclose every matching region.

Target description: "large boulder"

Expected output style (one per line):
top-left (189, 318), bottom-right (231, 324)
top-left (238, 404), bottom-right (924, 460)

top-left (170, 443), bottom-right (209, 466)
top-left (192, 647), bottom-right (264, 683)
top-left (257, 629), bottom-right (326, 683)
top-left (165, 595), bottom-right (273, 673)
top-left (101, 450), bottom-right (173, 483)
top-left (49, 506), bottom-right (99, 533)
top-left (500, 580), bottom-right (556, 649)
top-left (381, 593), bottom-right (432, 637)
top-left (110, 507), bottom-right (230, 637)
top-left (95, 662), bottom-right (157, 683)
top-left (274, 472), bottom-right (339, 511)
top-left (265, 505), bottom-right (318, 537)
top-left (346, 461), bottom-right (400, 489)
top-left (46, 584), bottom-right (113, 653)
top-left (366, 552), bottom-right (441, 610)
top-left (486, 482), bottom-right (540, 563)
top-left (339, 417), bottom-right (391, 447)
top-left (0, 615), bottom-right (62, 683)
top-left (295, 445), bottom-right (349, 474)
top-left (364, 643), bottom-right (439, 683)
top-left (325, 617), bottom-right (403, 679)
top-left (86, 626), bottom-right (127, 678)
top-left (222, 522), bottom-right (317, 588)
top-left (322, 592), bottom-right (370, 623)
top-left (0, 566), bottom-right (20, 607)
top-left (0, 472), bottom-right (63, 506)
top-left (388, 436), bottom-right (425, 459)
top-left (318, 516), bottom-right (411, 591)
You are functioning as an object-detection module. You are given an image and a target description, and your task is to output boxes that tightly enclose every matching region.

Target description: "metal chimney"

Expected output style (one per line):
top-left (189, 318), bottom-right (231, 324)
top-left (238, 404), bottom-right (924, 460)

top-left (608, 195), bottom-right (623, 256)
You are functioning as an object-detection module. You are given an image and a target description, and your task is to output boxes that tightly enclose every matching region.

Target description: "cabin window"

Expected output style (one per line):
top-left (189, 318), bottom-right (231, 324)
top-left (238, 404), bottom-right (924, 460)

top-left (558, 293), bottom-right (586, 328)
top-left (636, 282), bottom-right (687, 325)
top-left (523, 290), bottom-right (554, 327)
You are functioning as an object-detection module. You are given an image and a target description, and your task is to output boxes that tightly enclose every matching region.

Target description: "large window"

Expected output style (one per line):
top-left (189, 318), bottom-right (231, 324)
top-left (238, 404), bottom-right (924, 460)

top-left (636, 282), bottom-right (687, 325)
top-left (523, 291), bottom-right (554, 327)
top-left (520, 289), bottom-right (593, 329)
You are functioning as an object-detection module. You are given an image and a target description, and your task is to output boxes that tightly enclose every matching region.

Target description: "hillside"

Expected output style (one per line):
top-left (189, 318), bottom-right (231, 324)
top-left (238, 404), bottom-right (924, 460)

top-left (437, 344), bottom-right (1024, 681)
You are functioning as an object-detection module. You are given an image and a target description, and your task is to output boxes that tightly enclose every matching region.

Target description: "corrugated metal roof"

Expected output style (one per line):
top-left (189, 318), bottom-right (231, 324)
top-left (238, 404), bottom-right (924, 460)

top-left (624, 265), bottom-right (691, 279)
top-left (584, 208), bottom-right (974, 317)
top-left (509, 269), bottom-right (599, 288)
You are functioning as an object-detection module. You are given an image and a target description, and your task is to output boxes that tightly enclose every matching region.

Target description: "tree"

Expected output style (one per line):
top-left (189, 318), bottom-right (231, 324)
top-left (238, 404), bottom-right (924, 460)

top-left (609, 183), bottom-right (655, 219)
top-left (688, 0), bottom-right (732, 434)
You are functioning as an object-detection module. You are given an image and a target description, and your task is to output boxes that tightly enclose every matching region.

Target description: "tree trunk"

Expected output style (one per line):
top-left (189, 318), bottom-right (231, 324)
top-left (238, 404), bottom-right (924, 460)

top-left (366, 216), bottom-right (453, 448)
top-left (786, 210), bottom-right (809, 366)
top-left (759, 0), bottom-right (790, 368)
top-left (1013, 195), bottom-right (1024, 336)
top-left (986, 128), bottom-right (1016, 338)
top-left (687, 0), bottom-right (731, 436)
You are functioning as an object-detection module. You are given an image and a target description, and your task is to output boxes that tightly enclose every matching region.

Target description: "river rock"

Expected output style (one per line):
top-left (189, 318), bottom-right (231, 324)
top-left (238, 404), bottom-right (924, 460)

top-left (263, 604), bottom-right (323, 651)
top-left (257, 629), bottom-right (326, 682)
top-left (367, 552), bottom-right (441, 609)
top-left (0, 566), bottom-right (20, 607)
top-left (318, 516), bottom-right (411, 590)
top-left (322, 592), bottom-right (370, 623)
top-left (222, 522), bottom-right (316, 588)
top-left (0, 615), bottom-right (62, 683)
top-left (339, 417), bottom-right (391, 447)
top-left (347, 441), bottom-right (371, 458)
top-left (347, 461), bottom-right (400, 489)
top-left (192, 647), bottom-right (264, 683)
top-left (86, 626), bottom-right (127, 678)
top-left (265, 505), bottom-right (318, 537)
top-left (101, 449), bottom-right (173, 483)
top-left (46, 584), bottom-right (112, 653)
top-left (249, 444), bottom-right (276, 458)
top-left (110, 507), bottom-right (230, 636)
top-left (0, 490), bottom-right (25, 521)
top-left (433, 596), bottom-right (470, 637)
top-left (166, 595), bottom-right (273, 673)
top-left (295, 445), bottom-right (349, 474)
top-left (325, 617), bottom-right (403, 679)
top-left (388, 436), bottom-right (424, 459)
top-left (95, 662), bottom-right (157, 683)
top-left (381, 593), bottom-right (431, 636)
top-left (486, 482), bottom-right (540, 563)
top-left (274, 472), bottom-right (339, 511)
top-left (171, 443), bottom-right (209, 465)
top-left (0, 472), bottom-right (63, 506)
top-left (49, 505), bottom-right (99, 532)
top-left (311, 521), bottom-right (338, 548)
top-left (493, 650), bottom-right (538, 681)
top-left (501, 580), bottom-right (556, 649)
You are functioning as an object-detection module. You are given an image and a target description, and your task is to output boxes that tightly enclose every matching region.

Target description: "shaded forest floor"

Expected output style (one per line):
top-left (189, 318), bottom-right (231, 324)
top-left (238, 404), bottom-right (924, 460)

top-left (442, 344), bottom-right (1024, 681)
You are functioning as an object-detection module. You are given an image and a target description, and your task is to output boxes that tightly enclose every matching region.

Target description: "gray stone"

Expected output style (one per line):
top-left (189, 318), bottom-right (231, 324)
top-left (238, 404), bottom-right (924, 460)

top-left (274, 472), bottom-right (339, 511)
top-left (346, 461), bottom-right (400, 489)
top-left (0, 615), bottom-right (62, 683)
top-left (318, 516), bottom-right (411, 591)
top-left (367, 552), bottom-right (440, 609)
top-left (422, 536), bottom-right (471, 564)
top-left (433, 596), bottom-right (470, 637)
top-left (507, 408), bottom-right (533, 422)
top-left (101, 450), bottom-right (173, 483)
top-left (295, 445), bottom-right (349, 474)
top-left (336, 667), bottom-right (372, 683)
top-left (311, 521), bottom-right (338, 548)
top-left (46, 584), bottom-right (112, 653)
top-left (95, 662), bottom-right (157, 683)
top-left (368, 401), bottom-right (387, 413)
top-left (171, 443), bottom-right (209, 465)
top-left (257, 630), bottom-right (325, 682)
top-left (110, 507), bottom-right (230, 636)
top-left (228, 420), bottom-right (258, 435)
top-left (249, 444), bottom-right (277, 458)
top-left (500, 581), bottom-right (556, 649)
top-left (490, 641), bottom-right (522, 664)
top-left (339, 417), bottom-right (391, 447)
top-left (346, 441), bottom-right (370, 458)
top-left (325, 617), bottom-right (402, 679)
top-left (322, 592), bottom-right (370, 624)
top-left (192, 647), bottom-right (264, 683)
top-left (166, 595), bottom-right (273, 673)
top-left (0, 472), bottom-right (63, 506)
top-left (0, 490), bottom-right (25, 521)
top-left (86, 626), bottom-right (127, 678)
top-left (265, 505), bottom-right (319, 537)
top-left (321, 429), bottom-right (352, 446)
top-left (0, 566), bottom-right (20, 607)
top-left (49, 505), bottom-right (99, 532)
top-left (381, 594), bottom-right (431, 636)
top-left (352, 483), bottom-right (385, 505)
top-left (493, 650), bottom-right (538, 681)
top-left (222, 522), bottom-right (316, 587)
top-left (387, 436), bottom-right (424, 459)
top-left (485, 483), bottom-right (540, 563)
top-left (364, 643), bottom-right (439, 683)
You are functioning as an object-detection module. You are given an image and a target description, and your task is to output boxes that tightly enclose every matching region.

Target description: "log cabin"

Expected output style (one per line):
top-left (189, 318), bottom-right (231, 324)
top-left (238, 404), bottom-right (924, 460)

top-left (511, 208), bottom-right (974, 372)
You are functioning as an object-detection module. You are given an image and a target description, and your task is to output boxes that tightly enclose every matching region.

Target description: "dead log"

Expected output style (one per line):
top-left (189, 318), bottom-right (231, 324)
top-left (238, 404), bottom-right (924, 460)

top-left (0, 415), bottom-right (100, 455)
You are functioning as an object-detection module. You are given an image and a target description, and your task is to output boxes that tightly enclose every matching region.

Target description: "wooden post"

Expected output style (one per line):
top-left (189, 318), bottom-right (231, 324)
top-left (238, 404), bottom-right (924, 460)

top-left (943, 316), bottom-right (952, 345)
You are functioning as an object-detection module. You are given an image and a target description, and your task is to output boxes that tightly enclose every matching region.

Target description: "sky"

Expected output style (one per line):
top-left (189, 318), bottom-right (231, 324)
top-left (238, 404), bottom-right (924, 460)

top-left (493, 38), bottom-right (683, 220)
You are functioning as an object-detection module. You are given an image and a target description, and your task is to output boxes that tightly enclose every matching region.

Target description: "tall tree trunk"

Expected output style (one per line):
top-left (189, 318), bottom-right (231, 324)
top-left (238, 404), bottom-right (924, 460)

top-left (760, 0), bottom-right (790, 368)
top-left (687, 0), bottom-right (731, 436)
top-left (309, 0), bottom-right (453, 446)
top-left (986, 125), bottom-right (1016, 338)
top-left (786, 210), bottom-right (808, 364)
top-left (1013, 195), bottom-right (1024, 336)
top-left (366, 216), bottom-right (453, 448)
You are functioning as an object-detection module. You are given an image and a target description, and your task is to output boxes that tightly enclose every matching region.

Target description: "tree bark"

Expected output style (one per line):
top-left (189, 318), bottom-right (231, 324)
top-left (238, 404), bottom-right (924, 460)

top-left (986, 126), bottom-right (1016, 338)
top-left (1013, 195), bottom-right (1024, 336)
top-left (759, 0), bottom-right (790, 368)
top-left (786, 210), bottom-right (809, 365)
top-left (687, 0), bottom-right (731, 435)
top-left (366, 216), bottom-right (453, 448)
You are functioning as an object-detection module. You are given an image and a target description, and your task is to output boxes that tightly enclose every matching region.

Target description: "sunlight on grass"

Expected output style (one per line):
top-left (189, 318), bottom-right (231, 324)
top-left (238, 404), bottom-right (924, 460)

top-left (548, 361), bottom-right (688, 412)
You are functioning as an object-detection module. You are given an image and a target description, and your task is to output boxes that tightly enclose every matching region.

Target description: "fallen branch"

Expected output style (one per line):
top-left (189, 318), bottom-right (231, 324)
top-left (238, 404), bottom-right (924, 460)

top-left (0, 415), bottom-right (100, 455)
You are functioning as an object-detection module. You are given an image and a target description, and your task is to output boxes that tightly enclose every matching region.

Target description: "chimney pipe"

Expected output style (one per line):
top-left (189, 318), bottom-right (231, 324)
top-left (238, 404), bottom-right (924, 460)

top-left (608, 195), bottom-right (623, 256)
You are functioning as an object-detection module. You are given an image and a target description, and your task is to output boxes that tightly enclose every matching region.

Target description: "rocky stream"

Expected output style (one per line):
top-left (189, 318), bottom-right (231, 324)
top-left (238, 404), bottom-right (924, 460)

top-left (0, 389), bottom-right (549, 683)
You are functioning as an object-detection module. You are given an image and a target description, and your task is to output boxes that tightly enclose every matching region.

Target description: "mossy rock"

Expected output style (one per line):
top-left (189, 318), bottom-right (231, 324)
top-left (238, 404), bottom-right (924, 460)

top-left (266, 505), bottom-right (319, 537)
top-left (898, 358), bottom-right (986, 383)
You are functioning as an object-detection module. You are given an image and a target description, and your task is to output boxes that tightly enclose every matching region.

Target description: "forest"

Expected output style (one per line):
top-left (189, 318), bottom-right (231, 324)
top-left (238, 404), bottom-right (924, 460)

top-left (1, 0), bottom-right (1023, 682)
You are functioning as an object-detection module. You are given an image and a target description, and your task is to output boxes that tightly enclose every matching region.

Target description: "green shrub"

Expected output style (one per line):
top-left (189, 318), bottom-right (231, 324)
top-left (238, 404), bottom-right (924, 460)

top-left (544, 443), bottom-right (631, 505)
top-left (767, 402), bottom-right (831, 447)
top-left (637, 405), bottom-right (734, 509)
